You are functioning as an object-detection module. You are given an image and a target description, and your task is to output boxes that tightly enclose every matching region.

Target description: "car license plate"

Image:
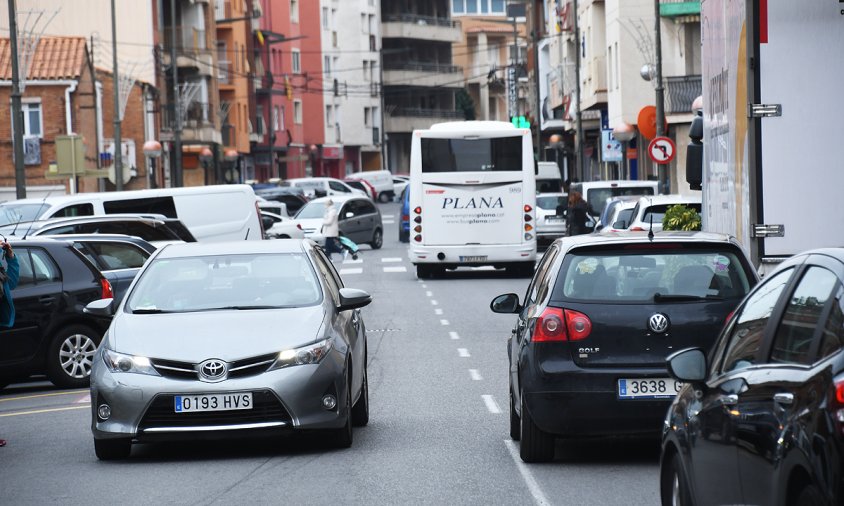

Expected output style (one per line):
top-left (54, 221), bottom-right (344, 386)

top-left (617, 378), bottom-right (682, 399)
top-left (174, 392), bottom-right (253, 413)
top-left (460, 255), bottom-right (488, 262)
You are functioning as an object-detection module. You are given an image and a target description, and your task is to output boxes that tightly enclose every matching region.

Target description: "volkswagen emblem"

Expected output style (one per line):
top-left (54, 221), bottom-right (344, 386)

top-left (198, 359), bottom-right (228, 382)
top-left (648, 313), bottom-right (670, 334)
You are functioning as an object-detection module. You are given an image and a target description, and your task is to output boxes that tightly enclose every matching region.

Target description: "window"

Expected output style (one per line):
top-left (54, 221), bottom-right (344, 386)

top-left (324, 56), bottom-right (332, 77)
top-left (421, 137), bottom-right (523, 173)
top-left (361, 13), bottom-right (367, 33)
top-left (292, 49), bottom-right (301, 73)
top-left (76, 242), bottom-right (150, 270)
top-left (819, 285), bottom-right (844, 360)
top-left (256, 105), bottom-right (266, 136)
top-left (322, 7), bottom-right (329, 30)
top-left (273, 106), bottom-right (281, 131)
top-left (19, 101), bottom-right (42, 138)
top-left (614, 42), bottom-right (620, 89)
top-left (364, 107), bottom-right (371, 127)
top-left (15, 248), bottom-right (61, 286)
top-left (770, 267), bottom-right (839, 365)
top-left (329, 180), bottom-right (349, 193)
top-left (452, 0), bottom-right (505, 15)
top-left (52, 203), bottom-right (94, 218)
top-left (290, 0), bottom-right (299, 23)
top-left (363, 61), bottom-right (369, 80)
top-left (720, 268), bottom-right (794, 374)
top-left (293, 100), bottom-right (302, 124)
top-left (326, 105), bottom-right (334, 125)
top-left (103, 197), bottom-right (177, 217)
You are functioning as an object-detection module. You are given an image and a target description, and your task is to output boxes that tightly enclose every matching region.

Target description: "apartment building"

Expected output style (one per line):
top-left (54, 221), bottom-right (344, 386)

top-left (381, 0), bottom-right (463, 173)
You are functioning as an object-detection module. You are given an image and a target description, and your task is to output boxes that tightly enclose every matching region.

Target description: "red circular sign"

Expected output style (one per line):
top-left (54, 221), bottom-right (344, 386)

top-left (647, 136), bottom-right (676, 164)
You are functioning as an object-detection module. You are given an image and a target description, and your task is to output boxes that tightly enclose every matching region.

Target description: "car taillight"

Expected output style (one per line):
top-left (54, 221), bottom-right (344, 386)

top-left (629, 226), bottom-right (646, 231)
top-left (832, 379), bottom-right (844, 435)
top-left (414, 207), bottom-right (422, 242)
top-left (533, 308), bottom-right (593, 342)
top-left (401, 214), bottom-right (409, 221)
top-left (100, 278), bottom-right (114, 299)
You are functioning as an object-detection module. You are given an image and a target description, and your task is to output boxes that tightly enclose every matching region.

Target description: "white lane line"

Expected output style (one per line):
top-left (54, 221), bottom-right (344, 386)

top-left (440, 319), bottom-right (450, 326)
top-left (449, 331), bottom-right (460, 340)
top-left (383, 221), bottom-right (396, 225)
top-left (504, 440), bottom-right (552, 506)
top-left (430, 300), bottom-right (439, 306)
top-left (421, 284), bottom-right (428, 288)
top-left (76, 394), bottom-right (91, 404)
top-left (435, 308), bottom-right (443, 315)
top-left (342, 258), bottom-right (363, 264)
top-left (457, 348), bottom-right (470, 357)
top-left (382, 214), bottom-right (395, 219)
top-left (381, 257), bottom-right (403, 263)
top-left (469, 369), bottom-right (483, 381)
top-left (425, 291), bottom-right (433, 297)
top-left (482, 395), bottom-right (501, 414)
top-left (383, 266), bottom-right (407, 273)
top-left (339, 268), bottom-right (363, 275)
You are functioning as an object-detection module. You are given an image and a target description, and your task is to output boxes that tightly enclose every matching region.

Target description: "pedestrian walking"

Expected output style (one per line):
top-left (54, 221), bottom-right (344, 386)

top-left (0, 239), bottom-right (20, 448)
top-left (565, 191), bottom-right (590, 236)
top-left (321, 199), bottom-right (343, 260)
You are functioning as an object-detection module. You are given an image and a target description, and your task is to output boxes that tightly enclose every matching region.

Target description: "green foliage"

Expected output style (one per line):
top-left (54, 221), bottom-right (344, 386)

top-left (456, 89), bottom-right (476, 120)
top-left (662, 204), bottom-right (702, 231)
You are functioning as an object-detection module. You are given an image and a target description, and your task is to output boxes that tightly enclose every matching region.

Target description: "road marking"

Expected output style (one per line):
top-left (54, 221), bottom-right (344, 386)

top-left (76, 394), bottom-right (91, 404)
top-left (482, 395), bottom-right (501, 414)
top-left (0, 405), bottom-right (89, 418)
top-left (449, 331), bottom-right (460, 340)
top-left (440, 319), bottom-right (450, 326)
top-left (0, 390), bottom-right (87, 403)
top-left (383, 220), bottom-right (396, 225)
top-left (381, 257), bottom-right (403, 263)
top-left (383, 266), bottom-right (407, 273)
top-left (342, 258), bottom-right (363, 264)
top-left (382, 214), bottom-right (395, 219)
top-left (457, 348), bottom-right (470, 357)
top-left (430, 300), bottom-right (438, 306)
top-left (339, 268), bottom-right (363, 275)
top-left (425, 291), bottom-right (433, 297)
top-left (421, 284), bottom-right (427, 288)
top-left (469, 369), bottom-right (483, 381)
top-left (435, 308), bottom-right (443, 315)
top-left (504, 440), bottom-right (552, 506)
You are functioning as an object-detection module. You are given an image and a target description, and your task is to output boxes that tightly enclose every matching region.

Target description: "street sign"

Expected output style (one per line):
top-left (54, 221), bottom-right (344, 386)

top-left (647, 136), bottom-right (676, 164)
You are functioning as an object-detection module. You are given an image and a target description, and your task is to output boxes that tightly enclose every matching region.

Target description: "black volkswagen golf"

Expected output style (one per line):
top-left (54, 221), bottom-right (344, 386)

top-left (491, 232), bottom-right (757, 462)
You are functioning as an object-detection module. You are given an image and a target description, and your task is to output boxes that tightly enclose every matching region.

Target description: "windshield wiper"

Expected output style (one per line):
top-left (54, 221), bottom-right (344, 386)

top-left (653, 293), bottom-right (724, 302)
top-left (131, 308), bottom-right (175, 314)
top-left (194, 305), bottom-right (280, 311)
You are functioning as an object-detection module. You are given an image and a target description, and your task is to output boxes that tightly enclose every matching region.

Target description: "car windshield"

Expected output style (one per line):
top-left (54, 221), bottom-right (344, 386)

top-left (641, 203), bottom-right (702, 225)
top-left (125, 253), bottom-right (322, 312)
top-left (0, 203), bottom-right (51, 226)
top-left (536, 196), bottom-right (565, 210)
top-left (295, 201), bottom-right (329, 219)
top-left (552, 246), bottom-right (752, 302)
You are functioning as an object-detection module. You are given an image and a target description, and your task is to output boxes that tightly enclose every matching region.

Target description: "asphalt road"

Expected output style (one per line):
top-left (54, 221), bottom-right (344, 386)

top-left (0, 202), bottom-right (660, 505)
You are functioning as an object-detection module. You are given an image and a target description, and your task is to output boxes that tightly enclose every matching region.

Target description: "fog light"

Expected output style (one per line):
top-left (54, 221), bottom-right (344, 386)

top-left (322, 395), bottom-right (337, 410)
top-left (97, 403), bottom-right (112, 421)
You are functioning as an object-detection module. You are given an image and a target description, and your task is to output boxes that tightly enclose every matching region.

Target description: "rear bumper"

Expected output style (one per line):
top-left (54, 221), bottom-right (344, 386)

top-left (410, 243), bottom-right (536, 265)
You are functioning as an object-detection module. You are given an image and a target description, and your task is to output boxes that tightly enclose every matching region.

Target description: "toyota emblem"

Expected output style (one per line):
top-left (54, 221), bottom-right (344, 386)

top-left (648, 313), bottom-right (669, 333)
top-left (198, 359), bottom-right (228, 381)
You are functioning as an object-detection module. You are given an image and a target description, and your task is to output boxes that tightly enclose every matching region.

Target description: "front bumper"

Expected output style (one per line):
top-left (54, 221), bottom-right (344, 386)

top-left (90, 348), bottom-right (349, 442)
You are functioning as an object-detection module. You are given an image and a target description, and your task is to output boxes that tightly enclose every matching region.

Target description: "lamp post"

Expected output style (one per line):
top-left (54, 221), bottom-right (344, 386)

top-left (224, 149), bottom-right (239, 184)
top-left (612, 122), bottom-right (636, 180)
top-left (653, 0), bottom-right (666, 193)
top-left (199, 147), bottom-right (214, 185)
top-left (143, 140), bottom-right (162, 189)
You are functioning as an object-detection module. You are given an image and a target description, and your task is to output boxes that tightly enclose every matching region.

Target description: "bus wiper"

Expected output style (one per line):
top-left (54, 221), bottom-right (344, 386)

top-left (653, 293), bottom-right (724, 302)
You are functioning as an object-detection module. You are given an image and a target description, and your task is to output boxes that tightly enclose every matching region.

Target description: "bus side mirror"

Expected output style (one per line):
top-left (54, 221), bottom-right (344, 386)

top-left (686, 110), bottom-right (703, 191)
top-left (534, 159), bottom-right (538, 175)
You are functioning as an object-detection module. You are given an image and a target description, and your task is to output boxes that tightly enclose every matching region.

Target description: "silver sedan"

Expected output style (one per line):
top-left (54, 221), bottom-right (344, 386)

top-left (86, 239), bottom-right (371, 460)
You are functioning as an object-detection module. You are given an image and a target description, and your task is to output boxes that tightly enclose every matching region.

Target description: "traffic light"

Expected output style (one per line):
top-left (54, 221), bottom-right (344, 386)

top-left (511, 115), bottom-right (531, 129)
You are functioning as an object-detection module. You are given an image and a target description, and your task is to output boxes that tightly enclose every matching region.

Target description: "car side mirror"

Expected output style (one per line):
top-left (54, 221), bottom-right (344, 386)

top-left (490, 293), bottom-right (521, 314)
top-left (338, 287), bottom-right (372, 311)
top-left (84, 298), bottom-right (115, 318)
top-left (261, 216), bottom-right (274, 230)
top-left (667, 348), bottom-right (707, 383)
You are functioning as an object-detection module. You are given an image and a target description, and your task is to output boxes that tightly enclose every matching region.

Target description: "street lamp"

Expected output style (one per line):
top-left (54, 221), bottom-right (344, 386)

top-left (612, 122), bottom-right (636, 180)
top-left (199, 147), bottom-right (214, 185)
top-left (143, 140), bottom-right (162, 189)
top-left (224, 149), bottom-right (239, 184)
top-left (548, 133), bottom-right (567, 187)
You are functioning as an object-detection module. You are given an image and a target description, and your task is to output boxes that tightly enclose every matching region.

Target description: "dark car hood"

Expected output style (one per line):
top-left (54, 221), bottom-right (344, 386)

top-left (108, 305), bottom-right (326, 361)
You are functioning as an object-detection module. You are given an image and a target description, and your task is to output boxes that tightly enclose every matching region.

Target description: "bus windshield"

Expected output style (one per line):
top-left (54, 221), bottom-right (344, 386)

top-left (421, 137), bottom-right (522, 173)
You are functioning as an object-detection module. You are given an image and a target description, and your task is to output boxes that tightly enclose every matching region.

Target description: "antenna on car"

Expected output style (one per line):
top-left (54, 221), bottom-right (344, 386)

top-left (20, 191), bottom-right (53, 240)
top-left (244, 228), bottom-right (250, 240)
top-left (647, 214), bottom-right (655, 241)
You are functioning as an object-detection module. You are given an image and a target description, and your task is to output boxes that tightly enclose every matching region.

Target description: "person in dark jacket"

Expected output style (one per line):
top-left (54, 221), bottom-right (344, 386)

top-left (0, 240), bottom-right (19, 447)
top-left (565, 191), bottom-right (590, 236)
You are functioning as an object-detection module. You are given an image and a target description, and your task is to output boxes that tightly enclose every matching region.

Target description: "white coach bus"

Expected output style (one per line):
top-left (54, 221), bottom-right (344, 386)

top-left (408, 121), bottom-right (537, 278)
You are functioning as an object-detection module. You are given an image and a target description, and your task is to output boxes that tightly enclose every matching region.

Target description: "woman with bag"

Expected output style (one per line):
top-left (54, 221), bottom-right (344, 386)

top-left (0, 240), bottom-right (20, 448)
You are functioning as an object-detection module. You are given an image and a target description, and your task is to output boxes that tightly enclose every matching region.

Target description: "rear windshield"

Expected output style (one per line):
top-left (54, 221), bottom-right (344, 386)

top-left (420, 137), bottom-right (522, 173)
top-left (536, 196), bottom-right (566, 210)
top-left (641, 203), bottom-right (702, 225)
top-left (0, 203), bottom-right (51, 226)
top-left (295, 201), bottom-right (327, 220)
top-left (551, 245), bottom-right (753, 303)
top-left (537, 179), bottom-right (563, 193)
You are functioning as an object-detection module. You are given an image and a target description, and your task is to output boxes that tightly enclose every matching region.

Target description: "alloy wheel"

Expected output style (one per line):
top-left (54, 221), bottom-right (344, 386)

top-left (59, 333), bottom-right (98, 379)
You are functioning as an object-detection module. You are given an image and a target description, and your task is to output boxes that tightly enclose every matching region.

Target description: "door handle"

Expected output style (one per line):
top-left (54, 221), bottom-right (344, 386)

top-left (773, 392), bottom-right (794, 406)
top-left (719, 394), bottom-right (739, 406)
top-left (39, 296), bottom-right (55, 304)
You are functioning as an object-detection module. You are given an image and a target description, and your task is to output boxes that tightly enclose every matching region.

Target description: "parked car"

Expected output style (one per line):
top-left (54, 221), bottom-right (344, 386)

top-left (596, 197), bottom-right (640, 234)
top-left (86, 239), bottom-right (372, 459)
top-left (0, 215), bottom-right (196, 247)
top-left (283, 177), bottom-right (367, 199)
top-left (348, 170), bottom-right (395, 202)
top-left (595, 195), bottom-right (641, 231)
top-left (256, 197), bottom-right (288, 218)
top-left (295, 196), bottom-right (384, 250)
top-left (490, 232), bottom-right (758, 462)
top-left (254, 187), bottom-right (308, 216)
top-left (343, 178), bottom-right (377, 201)
top-left (0, 239), bottom-right (112, 390)
top-left (52, 234), bottom-right (156, 304)
top-left (535, 193), bottom-right (567, 244)
top-left (569, 180), bottom-right (659, 220)
top-left (399, 186), bottom-right (410, 243)
top-left (626, 194), bottom-right (702, 233)
top-left (392, 177), bottom-right (409, 202)
top-left (661, 248), bottom-right (844, 506)
top-left (261, 211), bottom-right (305, 240)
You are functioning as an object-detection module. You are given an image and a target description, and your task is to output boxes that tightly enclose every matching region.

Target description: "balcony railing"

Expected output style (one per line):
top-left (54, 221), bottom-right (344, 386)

top-left (382, 14), bottom-right (459, 28)
top-left (390, 107), bottom-right (463, 119)
top-left (664, 75), bottom-right (702, 114)
top-left (383, 62), bottom-right (462, 74)
top-left (161, 102), bottom-right (213, 129)
top-left (163, 26), bottom-right (207, 52)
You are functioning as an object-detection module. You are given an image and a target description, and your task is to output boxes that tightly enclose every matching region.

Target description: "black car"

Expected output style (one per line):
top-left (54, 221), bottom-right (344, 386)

top-left (490, 232), bottom-right (758, 462)
top-left (661, 248), bottom-right (844, 506)
top-left (0, 239), bottom-right (112, 389)
top-left (254, 187), bottom-right (309, 216)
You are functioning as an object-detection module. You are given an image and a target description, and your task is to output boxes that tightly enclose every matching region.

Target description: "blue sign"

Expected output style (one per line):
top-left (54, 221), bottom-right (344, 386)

top-left (601, 129), bottom-right (622, 162)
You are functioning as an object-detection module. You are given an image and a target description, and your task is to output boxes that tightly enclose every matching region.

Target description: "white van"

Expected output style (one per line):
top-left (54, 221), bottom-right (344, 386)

top-left (349, 170), bottom-right (395, 202)
top-left (569, 180), bottom-right (659, 220)
top-left (536, 161), bottom-right (563, 194)
top-left (283, 177), bottom-right (367, 199)
top-left (0, 184), bottom-right (264, 242)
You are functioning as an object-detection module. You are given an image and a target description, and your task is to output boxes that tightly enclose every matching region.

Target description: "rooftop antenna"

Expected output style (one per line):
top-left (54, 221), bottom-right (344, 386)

top-left (20, 191), bottom-right (53, 240)
top-left (647, 213), bottom-right (654, 241)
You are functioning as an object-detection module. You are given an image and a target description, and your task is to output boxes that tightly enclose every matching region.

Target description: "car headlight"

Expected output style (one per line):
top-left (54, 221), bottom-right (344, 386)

top-left (269, 339), bottom-right (332, 371)
top-left (102, 348), bottom-right (160, 376)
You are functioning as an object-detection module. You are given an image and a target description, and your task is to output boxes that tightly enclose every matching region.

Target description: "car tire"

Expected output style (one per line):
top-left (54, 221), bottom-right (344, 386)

top-left (94, 438), bottom-right (132, 460)
top-left (794, 484), bottom-right (824, 506)
top-left (351, 364), bottom-right (369, 427)
top-left (508, 262), bottom-right (534, 278)
top-left (416, 265), bottom-right (430, 279)
top-left (399, 229), bottom-right (409, 243)
top-left (660, 452), bottom-right (693, 506)
top-left (46, 324), bottom-right (102, 389)
top-left (378, 192), bottom-right (391, 203)
top-left (509, 389), bottom-right (520, 441)
top-left (519, 392), bottom-right (554, 463)
top-left (369, 228), bottom-right (383, 249)
top-left (332, 374), bottom-right (354, 449)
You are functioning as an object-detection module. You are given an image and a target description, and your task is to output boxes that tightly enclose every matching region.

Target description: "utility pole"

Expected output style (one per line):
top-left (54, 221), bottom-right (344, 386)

top-left (169, 0), bottom-right (183, 187)
top-left (8, 0), bottom-right (26, 199)
top-left (573, 0), bottom-right (584, 182)
top-left (654, 0), bottom-right (667, 193)
top-left (111, 0), bottom-right (123, 190)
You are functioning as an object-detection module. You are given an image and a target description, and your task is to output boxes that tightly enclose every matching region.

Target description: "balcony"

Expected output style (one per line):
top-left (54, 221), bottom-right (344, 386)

top-left (659, 0), bottom-right (701, 18)
top-left (218, 60), bottom-right (231, 84)
top-left (383, 62), bottom-right (464, 88)
top-left (160, 102), bottom-right (222, 145)
top-left (382, 14), bottom-right (462, 43)
top-left (162, 26), bottom-right (214, 77)
top-left (664, 75), bottom-right (702, 114)
top-left (385, 107), bottom-right (463, 133)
